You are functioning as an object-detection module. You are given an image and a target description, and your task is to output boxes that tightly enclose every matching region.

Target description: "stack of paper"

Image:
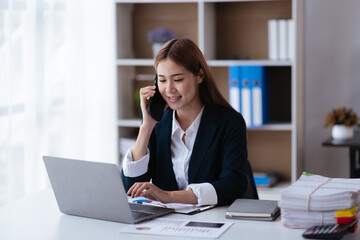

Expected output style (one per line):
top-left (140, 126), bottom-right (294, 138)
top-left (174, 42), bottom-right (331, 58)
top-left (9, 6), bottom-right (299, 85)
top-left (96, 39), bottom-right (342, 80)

top-left (279, 174), bottom-right (360, 228)
top-left (281, 208), bottom-right (339, 229)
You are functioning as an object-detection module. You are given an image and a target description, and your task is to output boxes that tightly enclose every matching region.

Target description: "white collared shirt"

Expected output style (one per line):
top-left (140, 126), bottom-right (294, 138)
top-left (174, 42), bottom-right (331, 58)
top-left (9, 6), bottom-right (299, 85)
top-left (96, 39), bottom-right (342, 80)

top-left (122, 107), bottom-right (218, 206)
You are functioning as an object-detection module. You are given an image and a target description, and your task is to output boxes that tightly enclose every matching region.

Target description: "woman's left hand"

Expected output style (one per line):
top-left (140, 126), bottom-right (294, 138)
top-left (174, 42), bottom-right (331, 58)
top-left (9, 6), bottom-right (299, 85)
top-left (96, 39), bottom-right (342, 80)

top-left (127, 182), bottom-right (170, 203)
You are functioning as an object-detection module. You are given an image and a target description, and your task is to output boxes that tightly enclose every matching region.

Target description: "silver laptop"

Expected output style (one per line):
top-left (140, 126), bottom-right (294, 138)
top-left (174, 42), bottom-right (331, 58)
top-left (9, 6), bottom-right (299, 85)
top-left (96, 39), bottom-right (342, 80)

top-left (43, 156), bottom-right (174, 223)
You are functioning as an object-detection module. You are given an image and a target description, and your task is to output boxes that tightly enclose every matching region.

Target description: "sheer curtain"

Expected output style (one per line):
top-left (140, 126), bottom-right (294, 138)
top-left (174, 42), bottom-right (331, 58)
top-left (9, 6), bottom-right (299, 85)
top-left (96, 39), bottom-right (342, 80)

top-left (0, 0), bottom-right (117, 205)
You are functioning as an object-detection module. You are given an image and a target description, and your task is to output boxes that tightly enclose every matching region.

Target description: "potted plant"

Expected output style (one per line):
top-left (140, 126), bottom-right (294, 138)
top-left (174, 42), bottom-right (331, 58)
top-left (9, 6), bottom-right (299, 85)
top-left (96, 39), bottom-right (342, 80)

top-left (147, 28), bottom-right (175, 57)
top-left (324, 107), bottom-right (359, 140)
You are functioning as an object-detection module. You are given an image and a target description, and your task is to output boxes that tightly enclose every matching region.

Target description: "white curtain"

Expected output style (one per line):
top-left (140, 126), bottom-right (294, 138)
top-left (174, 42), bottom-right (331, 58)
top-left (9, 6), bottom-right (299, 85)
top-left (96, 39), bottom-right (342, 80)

top-left (0, 0), bottom-right (117, 205)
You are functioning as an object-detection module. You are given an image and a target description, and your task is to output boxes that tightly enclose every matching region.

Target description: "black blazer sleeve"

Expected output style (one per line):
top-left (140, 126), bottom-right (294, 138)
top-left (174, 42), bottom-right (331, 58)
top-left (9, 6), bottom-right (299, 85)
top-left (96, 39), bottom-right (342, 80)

top-left (209, 108), bottom-right (248, 205)
top-left (188, 106), bottom-right (248, 206)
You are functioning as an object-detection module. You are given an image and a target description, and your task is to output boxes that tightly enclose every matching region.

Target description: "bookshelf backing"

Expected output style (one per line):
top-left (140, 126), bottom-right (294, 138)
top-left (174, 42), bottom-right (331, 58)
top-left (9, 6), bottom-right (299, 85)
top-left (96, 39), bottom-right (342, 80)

top-left (215, 1), bottom-right (292, 60)
top-left (133, 3), bottom-right (198, 59)
top-left (248, 131), bottom-right (292, 181)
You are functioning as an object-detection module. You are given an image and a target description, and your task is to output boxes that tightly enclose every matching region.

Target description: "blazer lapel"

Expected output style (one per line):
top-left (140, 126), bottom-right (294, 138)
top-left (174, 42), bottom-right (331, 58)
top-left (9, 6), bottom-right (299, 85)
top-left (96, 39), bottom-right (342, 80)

top-left (156, 109), bottom-right (179, 189)
top-left (188, 106), bottom-right (219, 183)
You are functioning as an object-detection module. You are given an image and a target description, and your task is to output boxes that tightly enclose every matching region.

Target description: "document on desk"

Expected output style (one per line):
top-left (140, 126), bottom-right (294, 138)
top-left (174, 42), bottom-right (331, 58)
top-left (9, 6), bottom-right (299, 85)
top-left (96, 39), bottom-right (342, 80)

top-left (129, 197), bottom-right (216, 214)
top-left (119, 218), bottom-right (233, 239)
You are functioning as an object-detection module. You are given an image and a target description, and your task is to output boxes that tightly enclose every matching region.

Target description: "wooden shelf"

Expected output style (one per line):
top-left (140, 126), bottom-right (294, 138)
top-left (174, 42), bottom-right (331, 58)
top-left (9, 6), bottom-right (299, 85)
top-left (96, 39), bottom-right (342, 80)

top-left (117, 58), bottom-right (292, 67)
top-left (207, 59), bottom-right (292, 67)
top-left (248, 123), bottom-right (292, 131)
top-left (117, 59), bottom-right (154, 66)
top-left (115, 0), bottom-right (198, 3)
top-left (118, 118), bottom-right (292, 130)
top-left (118, 119), bottom-right (142, 128)
top-left (115, 0), bottom-right (282, 3)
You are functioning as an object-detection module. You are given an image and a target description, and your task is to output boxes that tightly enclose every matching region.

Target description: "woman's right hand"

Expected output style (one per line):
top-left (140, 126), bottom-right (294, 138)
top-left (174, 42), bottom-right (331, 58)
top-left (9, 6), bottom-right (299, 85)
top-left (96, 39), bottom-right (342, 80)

top-left (139, 85), bottom-right (158, 128)
top-left (131, 86), bottom-right (160, 161)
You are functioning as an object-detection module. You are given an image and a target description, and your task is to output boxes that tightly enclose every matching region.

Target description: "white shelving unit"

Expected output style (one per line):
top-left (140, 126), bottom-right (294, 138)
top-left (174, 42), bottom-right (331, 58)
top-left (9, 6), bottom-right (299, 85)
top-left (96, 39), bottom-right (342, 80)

top-left (115, 0), bottom-right (303, 182)
top-left (117, 59), bottom-right (292, 67)
top-left (118, 119), bottom-right (292, 131)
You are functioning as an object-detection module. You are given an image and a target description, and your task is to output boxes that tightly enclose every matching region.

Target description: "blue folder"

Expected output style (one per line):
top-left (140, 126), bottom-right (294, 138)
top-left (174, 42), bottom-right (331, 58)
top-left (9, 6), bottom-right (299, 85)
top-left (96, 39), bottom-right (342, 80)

top-left (250, 66), bottom-right (268, 127)
top-left (228, 66), bottom-right (241, 113)
top-left (240, 66), bottom-right (253, 127)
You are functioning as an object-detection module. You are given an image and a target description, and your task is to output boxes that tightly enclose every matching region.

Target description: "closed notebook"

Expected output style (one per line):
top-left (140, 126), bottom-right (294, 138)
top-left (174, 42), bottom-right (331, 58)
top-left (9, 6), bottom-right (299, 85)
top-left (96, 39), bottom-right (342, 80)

top-left (226, 199), bottom-right (280, 221)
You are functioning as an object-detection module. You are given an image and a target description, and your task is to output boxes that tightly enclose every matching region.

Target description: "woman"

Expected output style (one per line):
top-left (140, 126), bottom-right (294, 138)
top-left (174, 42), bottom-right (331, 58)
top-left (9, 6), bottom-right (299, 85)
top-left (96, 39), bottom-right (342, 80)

top-left (121, 38), bottom-right (249, 206)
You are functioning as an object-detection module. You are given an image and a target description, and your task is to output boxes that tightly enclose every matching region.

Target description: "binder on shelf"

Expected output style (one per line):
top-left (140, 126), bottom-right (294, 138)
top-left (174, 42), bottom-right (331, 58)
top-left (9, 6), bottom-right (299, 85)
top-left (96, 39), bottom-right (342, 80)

top-left (240, 66), bottom-right (252, 127)
top-left (287, 19), bottom-right (295, 60)
top-left (229, 66), bottom-right (269, 128)
top-left (228, 66), bottom-right (241, 113)
top-left (268, 19), bottom-right (279, 60)
top-left (278, 19), bottom-right (288, 60)
top-left (253, 172), bottom-right (278, 188)
top-left (251, 66), bottom-right (268, 127)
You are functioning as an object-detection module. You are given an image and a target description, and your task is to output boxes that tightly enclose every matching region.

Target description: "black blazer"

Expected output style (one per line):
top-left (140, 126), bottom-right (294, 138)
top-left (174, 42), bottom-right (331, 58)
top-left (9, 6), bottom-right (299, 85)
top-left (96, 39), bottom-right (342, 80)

top-left (121, 105), bottom-right (249, 206)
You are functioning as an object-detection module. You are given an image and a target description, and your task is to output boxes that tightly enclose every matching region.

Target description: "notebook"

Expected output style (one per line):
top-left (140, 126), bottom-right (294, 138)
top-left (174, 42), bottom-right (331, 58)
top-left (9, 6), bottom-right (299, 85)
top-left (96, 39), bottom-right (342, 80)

top-left (43, 156), bottom-right (174, 224)
top-left (225, 199), bottom-right (280, 221)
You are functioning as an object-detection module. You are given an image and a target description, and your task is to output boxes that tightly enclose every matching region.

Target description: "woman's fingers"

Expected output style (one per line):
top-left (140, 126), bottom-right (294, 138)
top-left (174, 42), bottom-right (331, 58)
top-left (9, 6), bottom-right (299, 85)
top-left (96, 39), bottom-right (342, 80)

top-left (140, 189), bottom-right (158, 201)
top-left (140, 86), bottom-right (156, 101)
top-left (139, 86), bottom-right (159, 124)
top-left (134, 182), bottom-right (150, 198)
top-left (127, 183), bottom-right (136, 197)
top-left (128, 182), bottom-right (150, 198)
top-left (138, 184), bottom-right (161, 202)
top-left (128, 182), bottom-right (163, 201)
top-left (127, 182), bottom-right (142, 197)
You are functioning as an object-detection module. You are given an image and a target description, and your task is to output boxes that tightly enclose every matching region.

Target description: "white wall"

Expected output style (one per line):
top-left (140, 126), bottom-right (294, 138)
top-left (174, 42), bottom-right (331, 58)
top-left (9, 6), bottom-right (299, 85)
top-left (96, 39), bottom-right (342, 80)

top-left (303, 0), bottom-right (360, 177)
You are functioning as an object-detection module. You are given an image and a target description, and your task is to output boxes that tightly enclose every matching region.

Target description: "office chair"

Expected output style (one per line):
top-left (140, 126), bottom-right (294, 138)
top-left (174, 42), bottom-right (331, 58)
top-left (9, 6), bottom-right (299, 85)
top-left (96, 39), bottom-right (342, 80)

top-left (242, 160), bottom-right (259, 199)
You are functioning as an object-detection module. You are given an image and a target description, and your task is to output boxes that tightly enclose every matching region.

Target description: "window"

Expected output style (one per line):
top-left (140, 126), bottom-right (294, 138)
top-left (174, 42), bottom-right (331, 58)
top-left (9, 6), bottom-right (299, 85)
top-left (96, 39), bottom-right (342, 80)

top-left (0, 0), bottom-right (117, 205)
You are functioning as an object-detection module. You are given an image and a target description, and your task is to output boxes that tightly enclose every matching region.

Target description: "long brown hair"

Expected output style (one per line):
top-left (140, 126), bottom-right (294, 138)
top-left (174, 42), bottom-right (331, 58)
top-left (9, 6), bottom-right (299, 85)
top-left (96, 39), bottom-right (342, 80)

top-left (154, 38), bottom-right (232, 109)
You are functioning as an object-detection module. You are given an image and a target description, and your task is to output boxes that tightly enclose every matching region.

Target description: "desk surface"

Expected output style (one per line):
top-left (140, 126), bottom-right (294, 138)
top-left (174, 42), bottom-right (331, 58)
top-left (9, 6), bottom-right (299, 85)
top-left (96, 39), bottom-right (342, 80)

top-left (1, 189), bottom-right (359, 240)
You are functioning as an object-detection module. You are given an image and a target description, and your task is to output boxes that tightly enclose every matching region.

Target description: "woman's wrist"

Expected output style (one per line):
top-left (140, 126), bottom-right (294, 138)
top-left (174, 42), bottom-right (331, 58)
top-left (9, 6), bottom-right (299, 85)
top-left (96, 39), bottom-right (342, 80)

top-left (167, 189), bottom-right (198, 205)
top-left (139, 121), bottom-right (156, 133)
top-left (131, 122), bottom-right (155, 161)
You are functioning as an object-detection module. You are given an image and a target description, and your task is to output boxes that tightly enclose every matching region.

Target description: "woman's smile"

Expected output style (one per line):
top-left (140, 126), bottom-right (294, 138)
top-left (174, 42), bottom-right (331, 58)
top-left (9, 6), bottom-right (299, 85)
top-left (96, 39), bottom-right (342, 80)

top-left (167, 95), bottom-right (182, 103)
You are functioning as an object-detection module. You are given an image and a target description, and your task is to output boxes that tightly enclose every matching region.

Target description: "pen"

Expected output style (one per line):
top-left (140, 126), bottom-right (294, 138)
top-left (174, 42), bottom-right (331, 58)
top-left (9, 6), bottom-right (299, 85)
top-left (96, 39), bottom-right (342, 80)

top-left (196, 205), bottom-right (214, 212)
top-left (143, 201), bottom-right (167, 208)
top-left (132, 199), bottom-right (167, 208)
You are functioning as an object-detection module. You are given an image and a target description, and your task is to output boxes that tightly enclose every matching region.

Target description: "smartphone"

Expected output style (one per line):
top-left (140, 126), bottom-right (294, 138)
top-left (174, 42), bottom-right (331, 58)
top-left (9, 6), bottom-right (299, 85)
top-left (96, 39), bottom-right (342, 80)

top-left (147, 74), bottom-right (166, 121)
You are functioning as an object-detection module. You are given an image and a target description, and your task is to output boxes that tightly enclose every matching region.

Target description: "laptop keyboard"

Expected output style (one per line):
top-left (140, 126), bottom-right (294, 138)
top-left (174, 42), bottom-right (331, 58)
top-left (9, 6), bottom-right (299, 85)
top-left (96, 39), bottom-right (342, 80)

top-left (131, 210), bottom-right (153, 219)
top-left (130, 203), bottom-right (156, 219)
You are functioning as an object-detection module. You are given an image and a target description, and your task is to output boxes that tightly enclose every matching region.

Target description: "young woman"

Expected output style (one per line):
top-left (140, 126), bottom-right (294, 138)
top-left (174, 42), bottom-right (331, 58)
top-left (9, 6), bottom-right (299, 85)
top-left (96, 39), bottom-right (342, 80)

top-left (121, 38), bottom-right (249, 206)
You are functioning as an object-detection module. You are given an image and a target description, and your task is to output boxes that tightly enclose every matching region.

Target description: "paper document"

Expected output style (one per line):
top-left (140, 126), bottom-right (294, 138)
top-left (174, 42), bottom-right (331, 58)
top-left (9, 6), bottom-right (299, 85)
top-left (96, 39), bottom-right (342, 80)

top-left (280, 174), bottom-right (360, 211)
top-left (281, 208), bottom-right (338, 229)
top-left (129, 197), bottom-right (215, 214)
top-left (280, 173), bottom-right (360, 228)
top-left (119, 218), bottom-right (233, 239)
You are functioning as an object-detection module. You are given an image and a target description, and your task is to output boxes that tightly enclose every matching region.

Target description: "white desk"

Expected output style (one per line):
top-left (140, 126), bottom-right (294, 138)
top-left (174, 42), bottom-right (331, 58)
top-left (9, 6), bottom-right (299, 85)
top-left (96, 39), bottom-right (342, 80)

top-left (1, 189), bottom-right (359, 240)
